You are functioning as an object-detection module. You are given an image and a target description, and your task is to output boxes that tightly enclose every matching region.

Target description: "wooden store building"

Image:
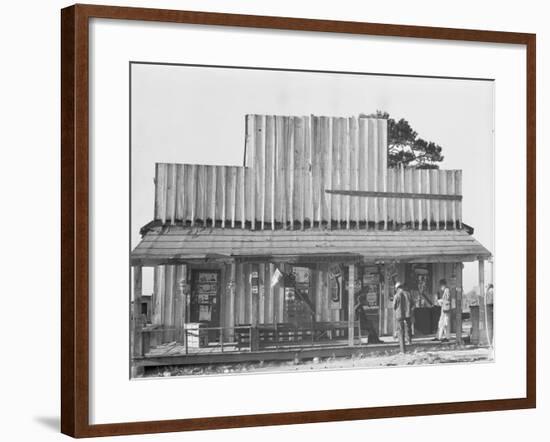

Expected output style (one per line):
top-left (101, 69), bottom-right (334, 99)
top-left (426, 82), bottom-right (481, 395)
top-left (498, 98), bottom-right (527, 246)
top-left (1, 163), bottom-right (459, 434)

top-left (131, 114), bottom-right (491, 367)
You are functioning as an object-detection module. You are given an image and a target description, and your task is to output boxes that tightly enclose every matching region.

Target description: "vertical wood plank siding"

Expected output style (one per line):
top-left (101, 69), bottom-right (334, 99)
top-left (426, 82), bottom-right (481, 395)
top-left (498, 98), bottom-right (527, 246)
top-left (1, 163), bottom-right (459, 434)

top-left (150, 260), bottom-right (466, 343)
top-left (191, 264), bottom-right (342, 326)
top-left (153, 115), bottom-right (462, 230)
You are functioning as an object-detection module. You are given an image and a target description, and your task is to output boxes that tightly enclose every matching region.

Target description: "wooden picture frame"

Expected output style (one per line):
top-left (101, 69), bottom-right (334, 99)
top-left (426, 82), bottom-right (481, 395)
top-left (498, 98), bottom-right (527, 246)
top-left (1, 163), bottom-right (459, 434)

top-left (61, 3), bottom-right (536, 437)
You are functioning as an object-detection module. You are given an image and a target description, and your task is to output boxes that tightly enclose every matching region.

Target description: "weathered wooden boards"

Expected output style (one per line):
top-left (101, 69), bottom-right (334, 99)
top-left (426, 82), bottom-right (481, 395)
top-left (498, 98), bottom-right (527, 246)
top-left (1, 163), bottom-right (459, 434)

top-left (153, 115), bottom-right (462, 230)
top-left (150, 264), bottom-right (189, 341)
top-left (133, 227), bottom-right (491, 266)
top-left (133, 266), bottom-right (143, 356)
top-left (150, 262), bottom-right (339, 338)
top-left (145, 259), bottom-right (465, 344)
top-left (347, 264), bottom-right (355, 346)
top-left (385, 167), bottom-right (462, 229)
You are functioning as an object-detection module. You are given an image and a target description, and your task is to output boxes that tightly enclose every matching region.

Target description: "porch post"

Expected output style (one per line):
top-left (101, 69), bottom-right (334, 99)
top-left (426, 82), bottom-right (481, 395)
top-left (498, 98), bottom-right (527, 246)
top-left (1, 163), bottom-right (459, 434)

top-left (228, 262), bottom-right (236, 340)
top-left (250, 264), bottom-right (260, 327)
top-left (132, 265), bottom-right (144, 358)
top-left (478, 259), bottom-right (485, 301)
top-left (184, 267), bottom-right (191, 324)
top-left (175, 264), bottom-right (188, 343)
top-left (455, 262), bottom-right (463, 345)
top-left (478, 259), bottom-right (491, 346)
top-left (383, 263), bottom-right (390, 336)
top-left (250, 263), bottom-right (260, 351)
top-left (487, 257), bottom-right (494, 345)
top-left (348, 263), bottom-right (355, 346)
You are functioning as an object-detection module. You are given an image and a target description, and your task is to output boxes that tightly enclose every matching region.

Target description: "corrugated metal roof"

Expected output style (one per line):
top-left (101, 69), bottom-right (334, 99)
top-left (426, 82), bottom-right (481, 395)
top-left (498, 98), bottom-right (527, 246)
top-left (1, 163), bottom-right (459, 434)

top-left (131, 226), bottom-right (491, 266)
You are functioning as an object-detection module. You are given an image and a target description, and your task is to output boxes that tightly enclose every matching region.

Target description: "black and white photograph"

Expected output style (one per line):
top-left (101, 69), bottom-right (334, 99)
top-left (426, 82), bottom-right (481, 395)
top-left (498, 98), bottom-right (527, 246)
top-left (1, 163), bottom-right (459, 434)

top-left (1, 0), bottom-right (542, 439)
top-left (130, 62), bottom-right (495, 379)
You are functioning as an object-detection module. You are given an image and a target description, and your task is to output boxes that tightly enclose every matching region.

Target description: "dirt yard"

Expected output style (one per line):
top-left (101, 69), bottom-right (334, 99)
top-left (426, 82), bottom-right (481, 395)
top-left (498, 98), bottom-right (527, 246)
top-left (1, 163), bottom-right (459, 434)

top-left (143, 345), bottom-right (493, 378)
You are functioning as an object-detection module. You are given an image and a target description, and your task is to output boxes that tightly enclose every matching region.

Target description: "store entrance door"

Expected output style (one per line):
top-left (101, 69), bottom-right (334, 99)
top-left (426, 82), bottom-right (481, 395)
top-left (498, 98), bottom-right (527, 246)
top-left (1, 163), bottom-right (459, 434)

top-left (359, 265), bottom-right (382, 337)
top-left (190, 270), bottom-right (220, 340)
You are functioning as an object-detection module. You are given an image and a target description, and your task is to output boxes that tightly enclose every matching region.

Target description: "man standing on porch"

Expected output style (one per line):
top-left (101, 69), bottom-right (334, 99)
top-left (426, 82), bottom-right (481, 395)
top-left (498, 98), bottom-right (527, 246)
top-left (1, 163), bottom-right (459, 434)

top-left (436, 279), bottom-right (452, 342)
top-left (393, 282), bottom-right (412, 353)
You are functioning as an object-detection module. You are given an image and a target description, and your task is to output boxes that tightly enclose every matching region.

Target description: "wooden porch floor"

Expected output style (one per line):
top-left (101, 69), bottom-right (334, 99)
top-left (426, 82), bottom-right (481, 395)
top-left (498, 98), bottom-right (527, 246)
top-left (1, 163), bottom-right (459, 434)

top-left (135, 334), bottom-right (471, 367)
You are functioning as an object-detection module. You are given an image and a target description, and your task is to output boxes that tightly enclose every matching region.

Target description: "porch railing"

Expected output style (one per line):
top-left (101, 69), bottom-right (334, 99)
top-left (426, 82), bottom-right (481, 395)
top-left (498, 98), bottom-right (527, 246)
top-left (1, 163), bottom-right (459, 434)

top-left (133, 321), bottom-right (362, 357)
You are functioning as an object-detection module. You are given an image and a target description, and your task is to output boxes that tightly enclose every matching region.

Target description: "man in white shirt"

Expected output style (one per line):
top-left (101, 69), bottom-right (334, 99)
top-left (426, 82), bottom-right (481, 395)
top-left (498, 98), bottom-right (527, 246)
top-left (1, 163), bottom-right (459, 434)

top-left (436, 279), bottom-right (451, 342)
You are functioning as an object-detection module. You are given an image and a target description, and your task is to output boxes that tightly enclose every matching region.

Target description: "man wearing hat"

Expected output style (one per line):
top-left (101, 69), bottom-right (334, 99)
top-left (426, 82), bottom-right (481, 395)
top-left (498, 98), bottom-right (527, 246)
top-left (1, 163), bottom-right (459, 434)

top-left (393, 282), bottom-right (413, 352)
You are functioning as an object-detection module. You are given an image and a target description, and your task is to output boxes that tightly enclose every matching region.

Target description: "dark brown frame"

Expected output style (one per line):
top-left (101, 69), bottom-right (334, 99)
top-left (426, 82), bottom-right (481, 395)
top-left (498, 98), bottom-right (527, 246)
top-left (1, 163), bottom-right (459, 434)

top-left (61, 3), bottom-right (536, 438)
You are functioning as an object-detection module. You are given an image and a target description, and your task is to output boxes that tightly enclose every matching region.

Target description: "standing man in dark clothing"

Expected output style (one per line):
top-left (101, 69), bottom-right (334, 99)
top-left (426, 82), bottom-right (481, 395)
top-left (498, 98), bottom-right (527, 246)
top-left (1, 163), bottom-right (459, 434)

top-left (393, 282), bottom-right (413, 353)
top-left (354, 293), bottom-right (383, 344)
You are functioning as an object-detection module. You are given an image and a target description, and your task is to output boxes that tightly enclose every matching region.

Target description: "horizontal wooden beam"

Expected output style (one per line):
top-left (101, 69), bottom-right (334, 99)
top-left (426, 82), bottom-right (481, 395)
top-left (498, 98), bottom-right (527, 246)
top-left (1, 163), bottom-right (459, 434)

top-left (325, 189), bottom-right (462, 201)
top-left (133, 337), bottom-right (469, 368)
top-left (131, 252), bottom-right (492, 267)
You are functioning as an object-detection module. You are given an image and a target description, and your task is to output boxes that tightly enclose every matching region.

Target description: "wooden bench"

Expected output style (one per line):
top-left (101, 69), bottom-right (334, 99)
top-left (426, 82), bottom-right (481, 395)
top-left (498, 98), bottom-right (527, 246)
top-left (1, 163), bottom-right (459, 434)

top-left (234, 322), bottom-right (356, 350)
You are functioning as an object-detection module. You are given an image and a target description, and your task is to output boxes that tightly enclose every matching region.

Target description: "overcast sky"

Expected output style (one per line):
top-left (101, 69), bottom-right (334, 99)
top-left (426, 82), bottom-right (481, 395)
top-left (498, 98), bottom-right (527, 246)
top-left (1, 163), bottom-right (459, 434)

top-left (131, 63), bottom-right (494, 293)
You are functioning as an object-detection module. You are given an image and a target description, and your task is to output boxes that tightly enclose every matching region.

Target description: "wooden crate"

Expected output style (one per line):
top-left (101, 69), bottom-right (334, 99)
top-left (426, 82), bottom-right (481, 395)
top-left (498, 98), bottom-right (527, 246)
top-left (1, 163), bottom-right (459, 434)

top-left (184, 323), bottom-right (208, 348)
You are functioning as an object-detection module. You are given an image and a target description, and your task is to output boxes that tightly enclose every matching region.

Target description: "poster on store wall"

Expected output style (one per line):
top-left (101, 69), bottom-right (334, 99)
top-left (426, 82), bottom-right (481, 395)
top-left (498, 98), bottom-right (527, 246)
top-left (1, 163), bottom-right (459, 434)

top-left (198, 304), bottom-right (211, 321)
top-left (362, 266), bottom-right (381, 310)
top-left (250, 271), bottom-right (259, 295)
top-left (409, 264), bottom-right (432, 307)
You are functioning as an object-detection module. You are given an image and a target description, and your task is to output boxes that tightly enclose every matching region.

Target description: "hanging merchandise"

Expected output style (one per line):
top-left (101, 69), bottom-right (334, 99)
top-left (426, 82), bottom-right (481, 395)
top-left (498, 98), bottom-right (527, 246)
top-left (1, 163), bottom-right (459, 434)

top-left (270, 268), bottom-right (283, 288)
top-left (250, 271), bottom-right (259, 295)
top-left (328, 265), bottom-right (343, 309)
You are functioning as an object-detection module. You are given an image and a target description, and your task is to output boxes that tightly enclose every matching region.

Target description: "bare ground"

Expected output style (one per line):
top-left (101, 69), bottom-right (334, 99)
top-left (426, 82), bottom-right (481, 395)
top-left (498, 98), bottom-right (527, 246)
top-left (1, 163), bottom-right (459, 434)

top-left (143, 345), bottom-right (493, 378)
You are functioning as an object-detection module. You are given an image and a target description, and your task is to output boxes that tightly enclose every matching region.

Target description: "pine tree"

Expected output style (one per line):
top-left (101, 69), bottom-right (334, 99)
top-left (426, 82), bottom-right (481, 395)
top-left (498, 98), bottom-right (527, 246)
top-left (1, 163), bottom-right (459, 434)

top-left (360, 111), bottom-right (444, 169)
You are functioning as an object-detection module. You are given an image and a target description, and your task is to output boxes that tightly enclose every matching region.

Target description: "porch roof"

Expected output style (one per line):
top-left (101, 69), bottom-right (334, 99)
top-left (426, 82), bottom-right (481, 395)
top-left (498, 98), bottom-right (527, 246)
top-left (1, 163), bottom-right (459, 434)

top-left (131, 226), bottom-right (491, 266)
